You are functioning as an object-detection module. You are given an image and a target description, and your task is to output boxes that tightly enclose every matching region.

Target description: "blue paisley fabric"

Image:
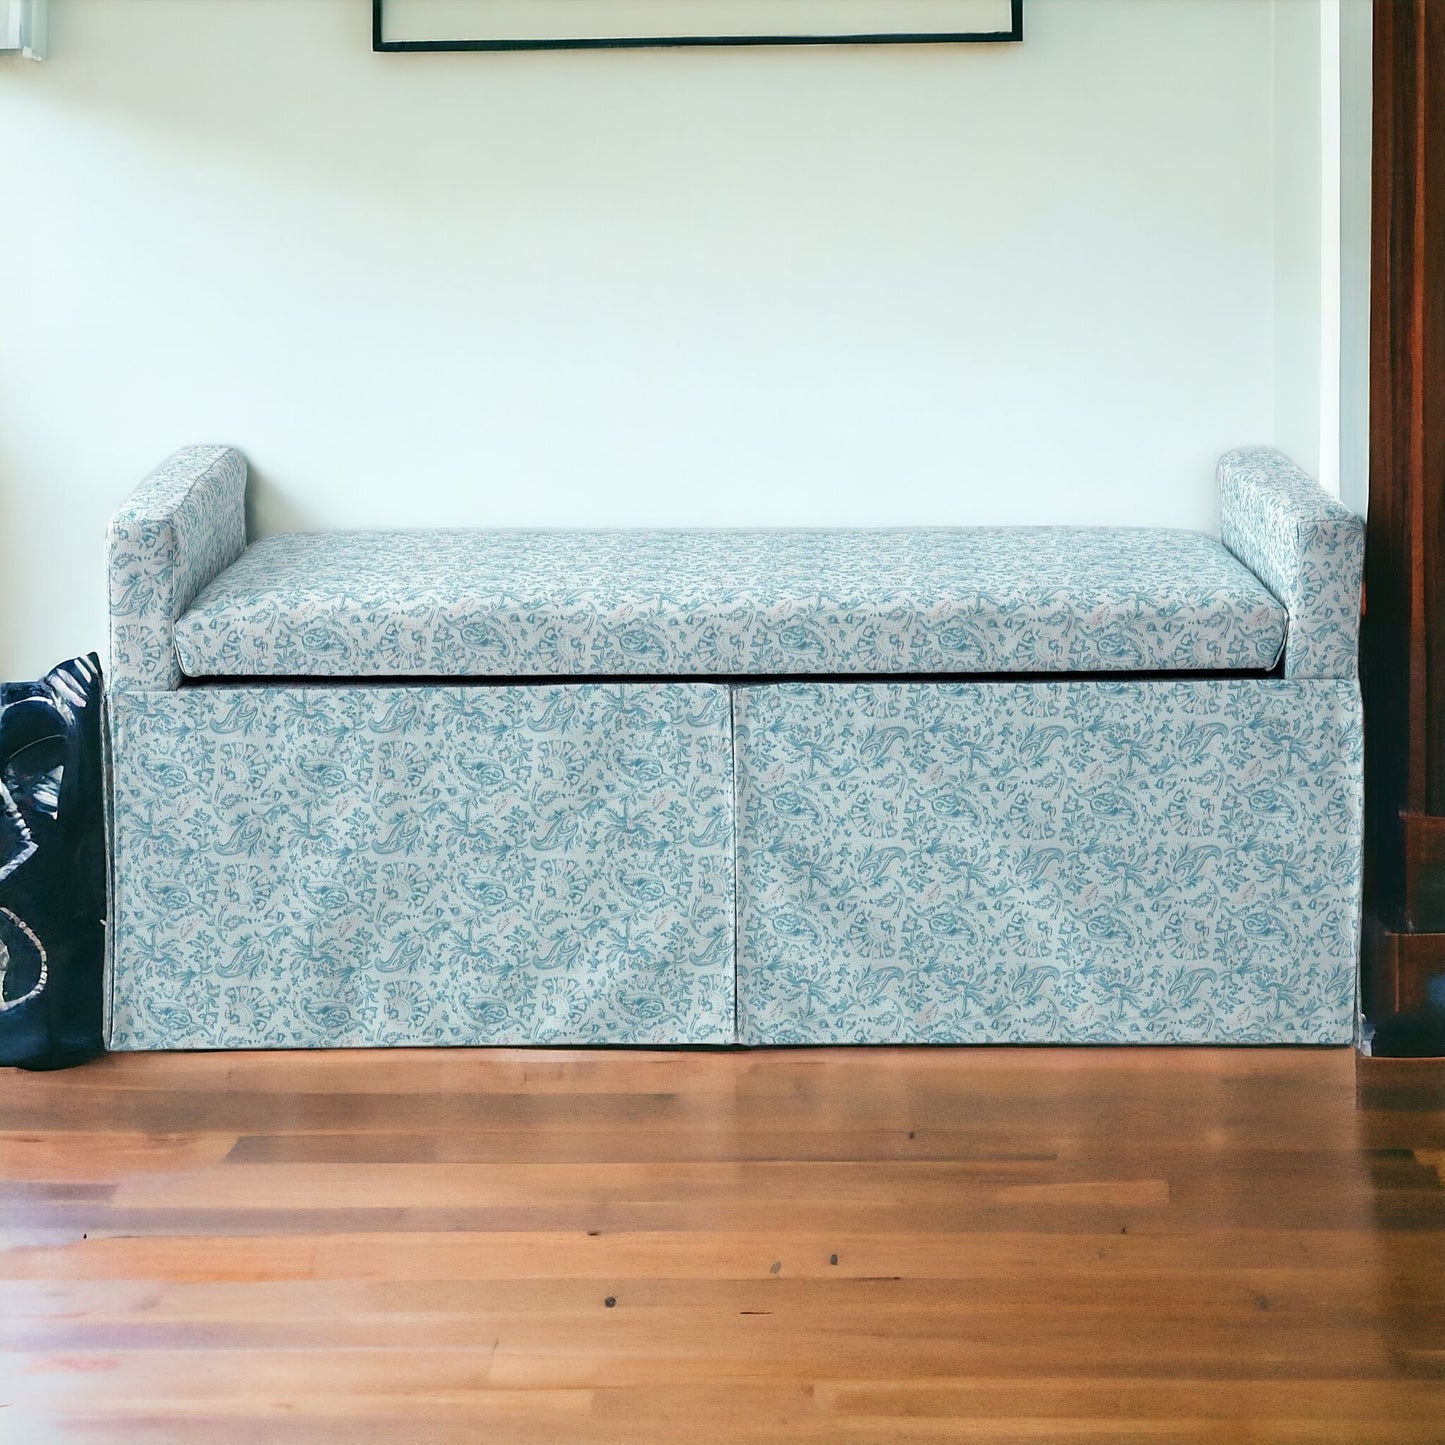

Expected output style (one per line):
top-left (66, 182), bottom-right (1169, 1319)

top-left (1218, 447), bottom-right (1364, 680)
top-left (734, 680), bottom-right (1362, 1045)
top-left (107, 684), bottom-right (736, 1049)
top-left (107, 446), bottom-right (248, 692)
top-left (172, 527), bottom-right (1287, 679)
top-left (102, 447), bottom-right (1366, 1050)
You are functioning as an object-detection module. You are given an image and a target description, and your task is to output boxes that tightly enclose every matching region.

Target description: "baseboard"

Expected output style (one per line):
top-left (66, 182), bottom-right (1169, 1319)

top-left (1363, 914), bottom-right (1445, 1018)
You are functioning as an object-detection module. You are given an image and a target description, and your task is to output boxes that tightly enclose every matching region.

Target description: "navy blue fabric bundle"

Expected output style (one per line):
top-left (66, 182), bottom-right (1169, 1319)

top-left (0, 655), bottom-right (106, 1070)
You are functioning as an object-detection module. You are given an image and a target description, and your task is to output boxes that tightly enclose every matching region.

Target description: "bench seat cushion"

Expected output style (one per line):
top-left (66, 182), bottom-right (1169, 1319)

top-left (173, 528), bottom-right (1288, 679)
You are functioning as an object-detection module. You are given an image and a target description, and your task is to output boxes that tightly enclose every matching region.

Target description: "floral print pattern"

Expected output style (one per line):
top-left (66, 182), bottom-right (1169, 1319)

top-left (107, 446), bottom-right (248, 692)
top-left (171, 527), bottom-right (1287, 679)
top-left (733, 680), bottom-right (1362, 1045)
top-left (108, 683), bottom-right (736, 1049)
top-left (1218, 447), bottom-right (1364, 680)
top-left (102, 447), bottom-right (1366, 1050)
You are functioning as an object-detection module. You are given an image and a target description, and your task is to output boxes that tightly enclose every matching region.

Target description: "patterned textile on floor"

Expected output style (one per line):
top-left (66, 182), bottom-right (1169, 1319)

top-left (0, 656), bottom-right (106, 1070)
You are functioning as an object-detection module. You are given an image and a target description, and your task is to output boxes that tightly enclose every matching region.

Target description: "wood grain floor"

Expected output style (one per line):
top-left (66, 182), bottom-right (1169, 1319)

top-left (2, 1046), bottom-right (1443, 1443)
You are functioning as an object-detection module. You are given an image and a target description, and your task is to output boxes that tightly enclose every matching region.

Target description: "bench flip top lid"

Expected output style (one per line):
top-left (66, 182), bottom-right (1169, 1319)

top-left (171, 526), bottom-right (1287, 680)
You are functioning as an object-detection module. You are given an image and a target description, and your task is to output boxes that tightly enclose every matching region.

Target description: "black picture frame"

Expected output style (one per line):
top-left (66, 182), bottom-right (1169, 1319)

top-left (372, 0), bottom-right (1023, 52)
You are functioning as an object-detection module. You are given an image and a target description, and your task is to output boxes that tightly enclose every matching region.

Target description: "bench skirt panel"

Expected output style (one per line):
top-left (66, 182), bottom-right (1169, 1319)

top-left (107, 678), bottom-right (1362, 1049)
top-left (734, 680), bottom-right (1362, 1045)
top-left (107, 684), bottom-right (736, 1049)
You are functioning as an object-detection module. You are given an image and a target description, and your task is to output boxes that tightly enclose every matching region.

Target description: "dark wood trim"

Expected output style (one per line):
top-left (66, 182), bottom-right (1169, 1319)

top-left (1364, 920), bottom-right (1445, 1018)
top-left (1363, 0), bottom-right (1445, 1023)
top-left (1402, 813), bottom-right (1445, 930)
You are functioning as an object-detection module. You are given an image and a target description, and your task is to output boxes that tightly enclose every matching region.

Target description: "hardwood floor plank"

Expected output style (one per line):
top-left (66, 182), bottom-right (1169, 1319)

top-left (4, 1226), bottom-right (1427, 1282)
top-left (0, 1131), bottom-right (237, 1180)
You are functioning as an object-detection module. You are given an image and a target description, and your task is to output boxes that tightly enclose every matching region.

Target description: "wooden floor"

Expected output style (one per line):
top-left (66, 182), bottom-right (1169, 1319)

top-left (2, 1048), bottom-right (1443, 1443)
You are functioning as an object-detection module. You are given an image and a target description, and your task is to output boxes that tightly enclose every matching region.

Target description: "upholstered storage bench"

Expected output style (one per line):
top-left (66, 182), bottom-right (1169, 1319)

top-left (104, 446), bottom-right (1364, 1049)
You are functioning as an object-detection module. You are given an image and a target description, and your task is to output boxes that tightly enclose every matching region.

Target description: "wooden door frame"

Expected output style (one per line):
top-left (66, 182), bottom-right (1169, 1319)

top-left (1362, 0), bottom-right (1445, 1021)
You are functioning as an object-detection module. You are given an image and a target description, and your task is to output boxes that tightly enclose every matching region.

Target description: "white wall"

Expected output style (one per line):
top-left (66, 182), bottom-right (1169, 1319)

top-left (1269, 0), bottom-right (1372, 510)
top-left (0, 0), bottom-right (1340, 679)
top-left (1272, 0), bottom-right (1325, 486)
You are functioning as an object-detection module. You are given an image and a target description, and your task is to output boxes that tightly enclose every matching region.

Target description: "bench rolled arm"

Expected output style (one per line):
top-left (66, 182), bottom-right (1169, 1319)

top-left (1218, 447), bottom-right (1364, 680)
top-left (106, 446), bottom-right (248, 691)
